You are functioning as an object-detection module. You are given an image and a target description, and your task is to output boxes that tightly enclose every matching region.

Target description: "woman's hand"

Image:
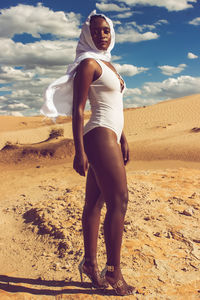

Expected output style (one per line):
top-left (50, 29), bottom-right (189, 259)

top-left (120, 132), bottom-right (129, 165)
top-left (73, 152), bottom-right (88, 176)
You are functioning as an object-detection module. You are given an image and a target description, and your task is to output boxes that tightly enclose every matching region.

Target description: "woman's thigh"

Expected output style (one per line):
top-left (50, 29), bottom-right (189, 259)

top-left (84, 127), bottom-right (128, 202)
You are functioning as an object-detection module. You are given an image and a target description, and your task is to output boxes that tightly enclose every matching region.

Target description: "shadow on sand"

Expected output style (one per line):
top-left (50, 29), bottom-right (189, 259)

top-left (0, 275), bottom-right (115, 296)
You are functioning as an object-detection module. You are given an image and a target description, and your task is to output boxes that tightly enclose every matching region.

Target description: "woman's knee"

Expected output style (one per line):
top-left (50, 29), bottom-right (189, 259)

top-left (107, 188), bottom-right (128, 215)
top-left (120, 189), bottom-right (128, 215)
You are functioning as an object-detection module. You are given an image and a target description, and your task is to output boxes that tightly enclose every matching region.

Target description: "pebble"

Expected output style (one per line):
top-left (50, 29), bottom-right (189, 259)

top-left (181, 208), bottom-right (194, 216)
top-left (154, 232), bottom-right (161, 237)
top-left (193, 239), bottom-right (200, 244)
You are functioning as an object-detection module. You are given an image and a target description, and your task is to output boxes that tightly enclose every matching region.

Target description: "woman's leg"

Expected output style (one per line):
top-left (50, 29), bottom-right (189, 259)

top-left (80, 164), bottom-right (108, 288)
top-left (82, 166), bottom-right (104, 266)
top-left (84, 128), bottom-right (134, 294)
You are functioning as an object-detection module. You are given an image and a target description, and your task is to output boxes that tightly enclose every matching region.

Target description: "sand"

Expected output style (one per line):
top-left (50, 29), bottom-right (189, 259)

top-left (0, 94), bottom-right (200, 299)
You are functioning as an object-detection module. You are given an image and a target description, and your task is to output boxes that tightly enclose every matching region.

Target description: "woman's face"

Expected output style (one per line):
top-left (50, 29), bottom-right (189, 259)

top-left (90, 17), bottom-right (111, 50)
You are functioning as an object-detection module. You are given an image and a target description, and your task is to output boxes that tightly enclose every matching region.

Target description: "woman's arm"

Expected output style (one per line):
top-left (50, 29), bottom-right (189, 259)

top-left (72, 59), bottom-right (96, 176)
top-left (120, 131), bottom-right (129, 165)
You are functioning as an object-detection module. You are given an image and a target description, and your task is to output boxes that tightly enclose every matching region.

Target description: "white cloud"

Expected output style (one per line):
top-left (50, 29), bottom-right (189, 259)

top-left (111, 55), bottom-right (122, 61)
top-left (115, 0), bottom-right (197, 11)
top-left (96, 2), bottom-right (130, 12)
top-left (34, 65), bottom-right (67, 78)
top-left (155, 19), bottom-right (169, 26)
top-left (145, 76), bottom-right (200, 97)
top-left (0, 66), bottom-right (35, 83)
top-left (125, 88), bottom-right (142, 96)
top-left (129, 19), bottom-right (168, 32)
top-left (7, 103), bottom-right (29, 109)
top-left (113, 20), bottom-right (122, 25)
top-left (130, 21), bottom-right (155, 31)
top-left (0, 38), bottom-right (77, 67)
top-left (0, 3), bottom-right (81, 39)
top-left (0, 86), bottom-right (11, 92)
top-left (10, 90), bottom-right (32, 98)
top-left (114, 63), bottom-right (148, 76)
top-left (124, 76), bottom-right (200, 107)
top-left (10, 111), bottom-right (24, 117)
top-left (189, 17), bottom-right (200, 26)
top-left (188, 52), bottom-right (198, 59)
top-left (158, 64), bottom-right (186, 76)
top-left (115, 12), bottom-right (133, 19)
top-left (0, 67), bottom-right (62, 116)
top-left (116, 27), bottom-right (159, 43)
top-left (0, 4), bottom-right (82, 116)
top-left (0, 64), bottom-right (71, 116)
top-left (1, 102), bottom-right (30, 114)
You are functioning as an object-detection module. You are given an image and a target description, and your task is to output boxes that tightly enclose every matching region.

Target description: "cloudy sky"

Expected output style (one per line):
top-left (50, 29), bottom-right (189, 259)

top-left (0, 0), bottom-right (200, 116)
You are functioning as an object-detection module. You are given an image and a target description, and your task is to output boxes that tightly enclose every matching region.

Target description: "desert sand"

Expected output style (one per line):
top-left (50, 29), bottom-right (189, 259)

top-left (0, 94), bottom-right (200, 300)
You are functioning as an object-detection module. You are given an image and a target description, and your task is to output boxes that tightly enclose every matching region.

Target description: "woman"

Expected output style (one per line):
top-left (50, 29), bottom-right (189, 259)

top-left (73, 13), bottom-right (135, 296)
top-left (41, 11), bottom-right (135, 296)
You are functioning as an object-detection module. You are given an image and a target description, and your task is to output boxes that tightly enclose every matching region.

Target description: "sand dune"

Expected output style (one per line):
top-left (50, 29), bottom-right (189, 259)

top-left (0, 94), bottom-right (200, 299)
top-left (0, 136), bottom-right (74, 164)
top-left (124, 93), bottom-right (200, 162)
top-left (0, 94), bottom-right (200, 164)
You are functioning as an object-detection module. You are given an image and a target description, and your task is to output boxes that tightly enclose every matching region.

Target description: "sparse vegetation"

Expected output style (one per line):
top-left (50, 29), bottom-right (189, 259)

top-left (49, 127), bottom-right (64, 139)
top-left (2, 141), bottom-right (19, 150)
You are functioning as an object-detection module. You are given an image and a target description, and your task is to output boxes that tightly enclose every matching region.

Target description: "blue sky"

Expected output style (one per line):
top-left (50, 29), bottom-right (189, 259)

top-left (0, 0), bottom-right (200, 116)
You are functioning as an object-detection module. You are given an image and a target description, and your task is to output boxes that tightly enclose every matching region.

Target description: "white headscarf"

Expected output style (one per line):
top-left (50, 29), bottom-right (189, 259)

top-left (40, 10), bottom-right (115, 117)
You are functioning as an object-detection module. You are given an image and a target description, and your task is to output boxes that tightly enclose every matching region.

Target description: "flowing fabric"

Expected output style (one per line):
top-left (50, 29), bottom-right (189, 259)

top-left (40, 10), bottom-right (115, 117)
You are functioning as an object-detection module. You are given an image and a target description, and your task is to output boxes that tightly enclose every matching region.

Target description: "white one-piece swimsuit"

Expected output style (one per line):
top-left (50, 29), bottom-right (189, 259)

top-left (83, 59), bottom-right (125, 143)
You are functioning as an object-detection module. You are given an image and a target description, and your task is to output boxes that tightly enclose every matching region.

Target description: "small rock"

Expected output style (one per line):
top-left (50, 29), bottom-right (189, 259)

top-left (180, 208), bottom-right (194, 216)
top-left (193, 239), bottom-right (200, 244)
top-left (191, 127), bottom-right (200, 133)
top-left (181, 268), bottom-right (188, 272)
top-left (154, 232), bottom-right (161, 237)
top-left (165, 232), bottom-right (171, 239)
top-left (188, 193), bottom-right (196, 199)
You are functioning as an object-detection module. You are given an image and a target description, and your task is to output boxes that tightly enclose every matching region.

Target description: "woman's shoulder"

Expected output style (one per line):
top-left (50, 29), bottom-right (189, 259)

top-left (78, 58), bottom-right (99, 69)
top-left (76, 58), bottom-right (100, 76)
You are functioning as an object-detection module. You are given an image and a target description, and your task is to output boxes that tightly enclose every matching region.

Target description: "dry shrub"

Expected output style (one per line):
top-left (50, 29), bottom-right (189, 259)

top-left (49, 127), bottom-right (64, 139)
